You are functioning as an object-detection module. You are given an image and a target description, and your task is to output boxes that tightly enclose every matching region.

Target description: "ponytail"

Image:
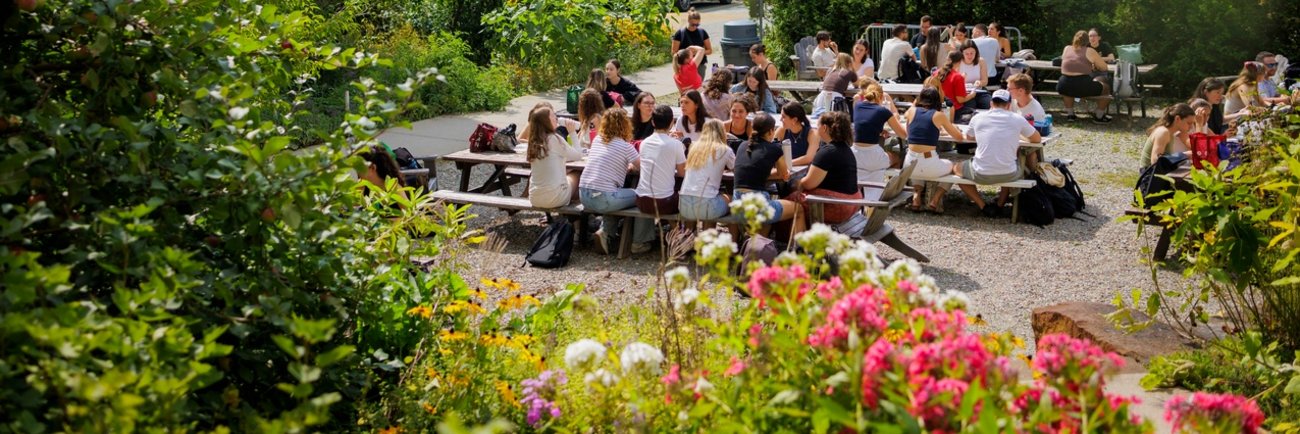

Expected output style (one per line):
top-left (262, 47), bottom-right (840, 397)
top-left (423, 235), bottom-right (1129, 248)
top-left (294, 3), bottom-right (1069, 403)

top-left (1147, 103), bottom-right (1194, 135)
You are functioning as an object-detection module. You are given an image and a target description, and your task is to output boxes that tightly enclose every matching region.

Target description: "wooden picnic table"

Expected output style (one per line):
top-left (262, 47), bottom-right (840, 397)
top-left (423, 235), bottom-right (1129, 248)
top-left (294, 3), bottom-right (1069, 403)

top-left (1022, 60), bottom-right (1157, 74)
top-left (768, 81), bottom-right (977, 103)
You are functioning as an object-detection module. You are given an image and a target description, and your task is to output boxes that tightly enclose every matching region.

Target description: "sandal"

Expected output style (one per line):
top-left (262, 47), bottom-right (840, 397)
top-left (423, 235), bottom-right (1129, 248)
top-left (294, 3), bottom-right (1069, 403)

top-left (926, 201), bottom-right (945, 214)
top-left (908, 202), bottom-right (925, 212)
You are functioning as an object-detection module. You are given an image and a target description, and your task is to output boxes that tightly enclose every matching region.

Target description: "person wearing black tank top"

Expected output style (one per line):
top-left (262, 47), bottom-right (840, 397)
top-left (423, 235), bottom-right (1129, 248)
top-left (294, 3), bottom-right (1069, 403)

top-left (724, 97), bottom-right (754, 142)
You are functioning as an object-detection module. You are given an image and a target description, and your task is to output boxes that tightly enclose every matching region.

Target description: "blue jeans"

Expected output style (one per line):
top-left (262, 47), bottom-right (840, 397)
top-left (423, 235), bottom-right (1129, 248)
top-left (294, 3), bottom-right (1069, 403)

top-left (579, 188), bottom-right (655, 245)
top-left (679, 194), bottom-right (729, 221)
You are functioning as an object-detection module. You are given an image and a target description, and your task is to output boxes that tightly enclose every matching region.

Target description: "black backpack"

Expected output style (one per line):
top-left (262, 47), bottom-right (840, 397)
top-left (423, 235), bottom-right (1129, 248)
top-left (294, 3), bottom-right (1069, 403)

top-left (525, 219), bottom-right (575, 268)
top-left (897, 58), bottom-right (928, 84)
top-left (1053, 159), bottom-right (1086, 212)
top-left (1134, 153), bottom-right (1188, 208)
top-left (1019, 173), bottom-right (1056, 227)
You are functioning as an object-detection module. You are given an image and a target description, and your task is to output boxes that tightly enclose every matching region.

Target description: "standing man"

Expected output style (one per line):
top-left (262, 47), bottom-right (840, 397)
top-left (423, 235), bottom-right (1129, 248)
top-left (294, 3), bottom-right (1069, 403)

top-left (951, 89), bottom-right (1041, 216)
top-left (911, 15), bottom-right (932, 48)
top-left (672, 8), bottom-right (712, 80)
top-left (1256, 51), bottom-right (1289, 104)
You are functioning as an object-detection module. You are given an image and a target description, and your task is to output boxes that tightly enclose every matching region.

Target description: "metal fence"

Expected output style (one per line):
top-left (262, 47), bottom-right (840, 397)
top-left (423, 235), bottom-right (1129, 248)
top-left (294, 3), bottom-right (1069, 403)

top-left (861, 24), bottom-right (1024, 64)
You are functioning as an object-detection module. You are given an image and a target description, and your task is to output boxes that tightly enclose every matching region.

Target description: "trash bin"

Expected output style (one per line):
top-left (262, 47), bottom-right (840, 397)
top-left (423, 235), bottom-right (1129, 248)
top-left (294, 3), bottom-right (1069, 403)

top-left (720, 19), bottom-right (761, 68)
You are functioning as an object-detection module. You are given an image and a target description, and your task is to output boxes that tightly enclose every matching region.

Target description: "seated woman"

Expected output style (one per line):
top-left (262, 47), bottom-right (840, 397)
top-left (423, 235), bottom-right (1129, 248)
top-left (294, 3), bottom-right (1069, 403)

top-left (789, 111), bottom-right (864, 224)
top-left (679, 119), bottom-right (736, 221)
top-left (748, 43), bottom-right (780, 81)
top-left (605, 59), bottom-right (642, 104)
top-left (525, 106), bottom-right (585, 208)
top-left (359, 144), bottom-right (406, 193)
top-left (522, 101), bottom-right (580, 146)
top-left (919, 26), bottom-right (948, 73)
top-left (730, 71), bottom-right (778, 114)
top-left (774, 102), bottom-right (821, 166)
top-left (1139, 103), bottom-right (1195, 169)
top-left (671, 90), bottom-right (710, 144)
top-left (733, 113), bottom-right (803, 234)
top-left (724, 95), bottom-right (755, 143)
top-left (1226, 61), bottom-right (1267, 115)
top-left (586, 68), bottom-right (618, 108)
top-left (813, 53), bottom-right (859, 116)
top-left (852, 79), bottom-right (908, 200)
top-left (989, 22), bottom-right (1012, 59)
top-left (1188, 98), bottom-right (1212, 134)
top-left (673, 45), bottom-right (707, 94)
top-left (630, 93), bottom-right (657, 141)
top-left (576, 89), bottom-right (606, 149)
top-left (578, 108), bottom-right (653, 254)
top-left (905, 87), bottom-right (966, 212)
top-left (1056, 30), bottom-right (1113, 123)
top-left (958, 40), bottom-right (990, 91)
top-left (1190, 77), bottom-right (1248, 135)
top-left (701, 69), bottom-right (735, 120)
top-left (935, 51), bottom-right (976, 123)
top-left (851, 39), bottom-right (875, 81)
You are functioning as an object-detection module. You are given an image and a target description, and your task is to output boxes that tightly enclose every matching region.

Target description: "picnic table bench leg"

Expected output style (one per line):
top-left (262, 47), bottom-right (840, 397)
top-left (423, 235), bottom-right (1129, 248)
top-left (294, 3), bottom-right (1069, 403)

top-left (456, 162), bottom-right (473, 192)
top-left (1011, 189), bottom-right (1022, 223)
top-left (617, 217), bottom-right (633, 259)
top-left (880, 231), bottom-right (930, 263)
top-left (1152, 225), bottom-right (1173, 261)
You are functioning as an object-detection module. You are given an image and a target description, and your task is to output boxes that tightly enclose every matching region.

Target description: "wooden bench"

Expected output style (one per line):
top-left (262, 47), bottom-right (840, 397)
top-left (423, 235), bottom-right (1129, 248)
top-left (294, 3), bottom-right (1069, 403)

top-left (429, 190), bottom-right (732, 259)
top-left (807, 161), bottom-right (930, 262)
top-left (891, 170), bottom-right (1037, 222)
top-left (1125, 208), bottom-right (1174, 261)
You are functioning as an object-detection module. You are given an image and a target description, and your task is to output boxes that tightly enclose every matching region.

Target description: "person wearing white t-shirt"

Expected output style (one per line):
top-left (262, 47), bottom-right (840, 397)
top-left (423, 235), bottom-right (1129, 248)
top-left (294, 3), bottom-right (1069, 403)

top-left (971, 24), bottom-right (1001, 81)
top-left (877, 25), bottom-right (913, 81)
top-left (810, 31), bottom-right (838, 78)
top-left (952, 90), bottom-right (1041, 217)
top-left (679, 119), bottom-right (736, 221)
top-left (636, 105), bottom-right (688, 215)
top-left (524, 106), bottom-right (585, 209)
top-left (1007, 73), bottom-right (1047, 121)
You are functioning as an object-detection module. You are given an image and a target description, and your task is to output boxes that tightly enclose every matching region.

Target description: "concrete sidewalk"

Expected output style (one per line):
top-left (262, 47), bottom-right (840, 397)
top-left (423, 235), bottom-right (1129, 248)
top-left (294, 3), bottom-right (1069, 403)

top-left (377, 2), bottom-right (751, 158)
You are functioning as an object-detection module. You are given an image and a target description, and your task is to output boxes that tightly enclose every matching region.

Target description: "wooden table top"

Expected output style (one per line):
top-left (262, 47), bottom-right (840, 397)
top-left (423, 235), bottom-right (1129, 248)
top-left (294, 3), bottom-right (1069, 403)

top-left (1022, 60), bottom-right (1157, 74)
top-left (768, 81), bottom-right (977, 98)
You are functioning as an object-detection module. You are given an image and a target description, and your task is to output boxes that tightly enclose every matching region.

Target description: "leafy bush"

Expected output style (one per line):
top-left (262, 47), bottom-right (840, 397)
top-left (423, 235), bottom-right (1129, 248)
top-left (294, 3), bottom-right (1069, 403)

top-left (1142, 333), bottom-right (1299, 431)
top-left (483, 0), bottom-right (670, 90)
top-left (0, 0), bottom-right (452, 430)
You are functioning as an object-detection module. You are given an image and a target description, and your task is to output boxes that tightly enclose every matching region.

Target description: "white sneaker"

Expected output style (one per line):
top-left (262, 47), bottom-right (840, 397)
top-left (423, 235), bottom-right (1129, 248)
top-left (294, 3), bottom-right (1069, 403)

top-left (594, 230), bottom-right (609, 255)
top-left (630, 242), bottom-right (653, 254)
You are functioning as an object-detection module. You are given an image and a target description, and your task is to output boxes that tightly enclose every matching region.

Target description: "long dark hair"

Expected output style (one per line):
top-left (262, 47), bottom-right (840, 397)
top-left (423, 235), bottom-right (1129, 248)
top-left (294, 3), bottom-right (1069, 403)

top-left (752, 112), bottom-right (777, 142)
top-left (746, 71), bottom-right (772, 108)
top-left (1192, 77), bottom-right (1226, 102)
top-left (936, 50), bottom-right (963, 83)
top-left (681, 90), bottom-right (709, 133)
top-left (853, 39), bottom-right (870, 64)
top-left (1147, 103), bottom-right (1195, 135)
top-left (920, 26), bottom-right (943, 70)
top-left (916, 87), bottom-right (943, 109)
top-left (780, 102), bottom-right (810, 131)
top-left (631, 92), bottom-right (655, 132)
top-left (362, 145), bottom-right (404, 187)
top-left (704, 69), bottom-right (733, 100)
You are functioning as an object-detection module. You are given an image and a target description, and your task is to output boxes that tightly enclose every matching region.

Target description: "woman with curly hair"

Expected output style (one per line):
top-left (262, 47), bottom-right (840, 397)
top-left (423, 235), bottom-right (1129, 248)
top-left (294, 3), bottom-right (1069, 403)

top-left (700, 69), bottom-right (735, 120)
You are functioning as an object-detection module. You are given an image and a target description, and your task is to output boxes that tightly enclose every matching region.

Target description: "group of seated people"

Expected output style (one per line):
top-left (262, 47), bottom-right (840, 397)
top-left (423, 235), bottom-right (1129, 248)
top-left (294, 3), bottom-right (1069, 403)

top-left (1141, 51), bottom-right (1297, 169)
top-left (516, 71), bottom-right (1046, 253)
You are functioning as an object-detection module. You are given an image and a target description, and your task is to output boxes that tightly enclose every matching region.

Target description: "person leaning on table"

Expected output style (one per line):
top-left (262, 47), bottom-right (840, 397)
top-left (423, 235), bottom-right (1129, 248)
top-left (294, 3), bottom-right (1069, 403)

top-left (679, 119), bottom-right (736, 221)
top-left (949, 89), bottom-right (1041, 217)
top-left (1057, 30), bottom-right (1114, 123)
top-left (732, 113), bottom-right (803, 234)
top-left (877, 24), bottom-right (914, 82)
top-left (578, 108), bottom-right (654, 255)
top-left (635, 105), bottom-right (687, 216)
top-left (904, 87), bottom-right (966, 213)
top-left (787, 111), bottom-right (864, 225)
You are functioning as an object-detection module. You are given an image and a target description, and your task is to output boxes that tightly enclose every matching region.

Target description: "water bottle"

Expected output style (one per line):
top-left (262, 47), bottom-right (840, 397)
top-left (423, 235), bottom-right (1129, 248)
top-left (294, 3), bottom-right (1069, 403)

top-left (1043, 115), bottom-right (1053, 137)
top-left (1044, 114), bottom-right (1053, 127)
top-left (711, 63), bottom-right (719, 75)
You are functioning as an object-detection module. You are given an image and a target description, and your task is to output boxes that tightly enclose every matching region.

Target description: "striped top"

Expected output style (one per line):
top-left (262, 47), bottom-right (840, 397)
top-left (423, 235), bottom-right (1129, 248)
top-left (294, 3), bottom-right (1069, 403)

top-left (578, 137), bottom-right (639, 192)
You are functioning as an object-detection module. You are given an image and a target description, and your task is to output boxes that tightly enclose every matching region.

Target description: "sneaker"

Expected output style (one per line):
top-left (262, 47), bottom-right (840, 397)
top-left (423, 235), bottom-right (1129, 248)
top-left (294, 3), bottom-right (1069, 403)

top-left (594, 229), bottom-right (609, 255)
top-left (630, 242), bottom-right (653, 254)
top-left (1066, 113), bottom-right (1079, 121)
top-left (1091, 114), bottom-right (1112, 124)
top-left (980, 204), bottom-right (1000, 218)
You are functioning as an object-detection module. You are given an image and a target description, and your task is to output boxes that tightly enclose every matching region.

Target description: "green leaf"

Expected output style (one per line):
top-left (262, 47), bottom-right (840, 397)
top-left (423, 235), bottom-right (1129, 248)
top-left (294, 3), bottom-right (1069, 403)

top-left (1285, 375), bottom-right (1300, 395)
top-left (314, 345), bottom-right (354, 367)
top-left (271, 335), bottom-right (303, 359)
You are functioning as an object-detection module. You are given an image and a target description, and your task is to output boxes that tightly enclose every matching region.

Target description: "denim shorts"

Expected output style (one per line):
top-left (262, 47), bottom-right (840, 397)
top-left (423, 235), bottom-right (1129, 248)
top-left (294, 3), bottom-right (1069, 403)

top-left (732, 189), bottom-right (784, 224)
top-left (679, 194), bottom-right (729, 220)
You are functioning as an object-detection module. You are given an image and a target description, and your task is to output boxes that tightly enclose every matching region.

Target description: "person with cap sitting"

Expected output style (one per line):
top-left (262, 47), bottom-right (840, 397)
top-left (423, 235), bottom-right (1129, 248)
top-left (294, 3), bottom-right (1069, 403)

top-left (949, 89), bottom-right (1041, 217)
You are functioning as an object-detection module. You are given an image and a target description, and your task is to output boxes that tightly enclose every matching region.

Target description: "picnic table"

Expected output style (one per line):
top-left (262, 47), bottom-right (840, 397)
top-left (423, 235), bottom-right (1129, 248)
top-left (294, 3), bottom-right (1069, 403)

top-left (768, 81), bottom-right (975, 103)
top-left (1022, 60), bottom-right (1158, 75)
top-left (1022, 60), bottom-right (1159, 117)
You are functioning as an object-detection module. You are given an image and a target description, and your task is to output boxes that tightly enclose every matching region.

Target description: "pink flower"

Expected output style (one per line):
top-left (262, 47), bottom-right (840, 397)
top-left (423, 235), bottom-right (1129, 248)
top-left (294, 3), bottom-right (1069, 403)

top-left (1032, 334), bottom-right (1125, 392)
top-left (748, 323), bottom-right (763, 347)
top-left (1165, 392), bottom-right (1265, 434)
top-left (661, 364), bottom-right (681, 386)
top-left (724, 356), bottom-right (747, 377)
top-left (860, 339), bottom-right (896, 408)
top-left (808, 285), bottom-right (888, 349)
top-left (746, 265), bottom-right (811, 307)
top-left (815, 276), bottom-right (843, 300)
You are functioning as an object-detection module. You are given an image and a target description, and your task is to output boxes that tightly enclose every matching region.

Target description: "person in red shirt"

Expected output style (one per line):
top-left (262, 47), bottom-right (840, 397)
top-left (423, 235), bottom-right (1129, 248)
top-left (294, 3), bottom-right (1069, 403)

top-left (935, 51), bottom-right (976, 123)
top-left (674, 45), bottom-right (706, 93)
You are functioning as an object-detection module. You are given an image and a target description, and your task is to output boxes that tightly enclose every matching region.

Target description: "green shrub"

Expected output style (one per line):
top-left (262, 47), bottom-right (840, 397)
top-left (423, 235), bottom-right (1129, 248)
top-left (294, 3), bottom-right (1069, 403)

top-left (1142, 333), bottom-right (1300, 430)
top-left (369, 27), bottom-right (515, 117)
top-left (0, 0), bottom-right (449, 430)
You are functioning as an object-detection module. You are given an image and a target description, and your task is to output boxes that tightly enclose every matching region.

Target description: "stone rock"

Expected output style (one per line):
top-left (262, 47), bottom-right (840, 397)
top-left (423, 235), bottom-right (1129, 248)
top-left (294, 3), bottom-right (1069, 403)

top-left (1031, 302), bottom-right (1197, 371)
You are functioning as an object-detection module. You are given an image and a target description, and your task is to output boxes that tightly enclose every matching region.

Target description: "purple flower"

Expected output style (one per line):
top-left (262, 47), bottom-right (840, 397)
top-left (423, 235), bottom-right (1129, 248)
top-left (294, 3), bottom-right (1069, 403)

top-left (520, 369), bottom-right (568, 427)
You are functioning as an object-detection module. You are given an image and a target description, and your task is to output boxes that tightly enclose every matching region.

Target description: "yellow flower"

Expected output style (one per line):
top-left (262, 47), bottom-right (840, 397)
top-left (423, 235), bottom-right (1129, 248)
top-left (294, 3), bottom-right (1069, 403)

top-left (466, 301), bottom-right (487, 315)
top-left (1011, 335), bottom-right (1026, 350)
top-left (508, 333), bottom-right (534, 350)
top-left (406, 305), bottom-right (433, 319)
top-left (968, 314), bottom-right (988, 326)
top-left (468, 288), bottom-right (489, 299)
top-left (426, 368), bottom-right (441, 380)
top-left (421, 402), bottom-right (437, 414)
top-left (481, 332), bottom-right (510, 347)
top-left (498, 294), bottom-right (541, 311)
top-left (443, 301), bottom-right (466, 314)
top-left (495, 380), bottom-right (521, 408)
top-left (521, 349), bottom-right (545, 371)
top-left (883, 329), bottom-right (907, 343)
top-left (439, 329), bottom-right (469, 342)
top-left (480, 277), bottom-right (521, 292)
top-left (379, 427), bottom-right (402, 434)
top-left (444, 300), bottom-right (487, 315)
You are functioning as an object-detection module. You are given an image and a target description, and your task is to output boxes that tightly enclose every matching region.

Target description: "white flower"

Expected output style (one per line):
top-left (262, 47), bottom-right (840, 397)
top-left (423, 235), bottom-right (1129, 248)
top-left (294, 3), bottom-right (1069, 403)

top-left (674, 287), bottom-right (700, 309)
top-left (583, 368), bottom-right (619, 388)
top-left (935, 290), bottom-right (971, 310)
top-left (774, 250), bottom-right (800, 266)
top-left (564, 339), bottom-right (606, 370)
top-left (228, 106), bottom-right (249, 120)
top-left (729, 193), bottom-right (776, 230)
top-left (619, 342), bottom-right (665, 375)
top-left (694, 229), bottom-right (738, 267)
top-left (356, 116), bottom-right (376, 130)
top-left (664, 266), bottom-right (690, 288)
top-left (693, 376), bottom-right (714, 394)
top-left (795, 223), bottom-right (852, 256)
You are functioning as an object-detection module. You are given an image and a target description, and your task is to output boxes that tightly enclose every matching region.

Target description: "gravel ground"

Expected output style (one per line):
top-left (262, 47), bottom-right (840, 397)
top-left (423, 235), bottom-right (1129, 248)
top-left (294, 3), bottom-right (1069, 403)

top-left (428, 98), bottom-right (1191, 349)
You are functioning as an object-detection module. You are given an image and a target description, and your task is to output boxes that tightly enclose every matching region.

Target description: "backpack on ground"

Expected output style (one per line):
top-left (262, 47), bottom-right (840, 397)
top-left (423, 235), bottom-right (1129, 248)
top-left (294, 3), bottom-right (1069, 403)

top-left (525, 219), bottom-right (575, 268)
top-left (1113, 60), bottom-right (1138, 98)
top-left (1053, 159), bottom-right (1088, 214)
top-left (1019, 180), bottom-right (1056, 227)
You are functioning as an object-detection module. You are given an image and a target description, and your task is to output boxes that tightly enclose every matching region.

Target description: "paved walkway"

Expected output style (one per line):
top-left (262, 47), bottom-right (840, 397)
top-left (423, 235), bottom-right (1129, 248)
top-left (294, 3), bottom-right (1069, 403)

top-left (377, 2), bottom-right (752, 158)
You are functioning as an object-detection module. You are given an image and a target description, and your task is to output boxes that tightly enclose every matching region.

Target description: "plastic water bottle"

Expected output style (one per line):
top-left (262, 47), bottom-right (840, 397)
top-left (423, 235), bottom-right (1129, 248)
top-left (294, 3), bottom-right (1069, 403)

top-left (1044, 114), bottom-right (1053, 127)
top-left (1043, 115), bottom-right (1053, 137)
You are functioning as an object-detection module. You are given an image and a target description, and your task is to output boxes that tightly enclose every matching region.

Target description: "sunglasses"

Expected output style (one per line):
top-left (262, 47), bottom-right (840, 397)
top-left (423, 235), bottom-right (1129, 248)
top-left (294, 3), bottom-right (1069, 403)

top-left (1266, 63), bottom-right (1279, 67)
top-left (688, 22), bottom-right (700, 28)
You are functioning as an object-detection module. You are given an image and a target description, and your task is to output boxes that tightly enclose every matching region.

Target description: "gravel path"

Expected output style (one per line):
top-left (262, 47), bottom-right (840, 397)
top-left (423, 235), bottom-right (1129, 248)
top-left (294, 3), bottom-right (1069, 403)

top-left (428, 101), bottom-right (1189, 349)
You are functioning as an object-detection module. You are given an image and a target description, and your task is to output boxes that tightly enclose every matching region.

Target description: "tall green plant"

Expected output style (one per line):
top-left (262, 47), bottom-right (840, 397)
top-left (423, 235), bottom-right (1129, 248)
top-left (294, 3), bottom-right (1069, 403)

top-left (0, 0), bottom-right (445, 430)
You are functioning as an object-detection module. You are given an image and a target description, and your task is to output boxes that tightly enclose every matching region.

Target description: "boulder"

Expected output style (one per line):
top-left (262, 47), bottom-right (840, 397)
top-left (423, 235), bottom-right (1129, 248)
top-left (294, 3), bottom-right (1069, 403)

top-left (1031, 302), bottom-right (1197, 371)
